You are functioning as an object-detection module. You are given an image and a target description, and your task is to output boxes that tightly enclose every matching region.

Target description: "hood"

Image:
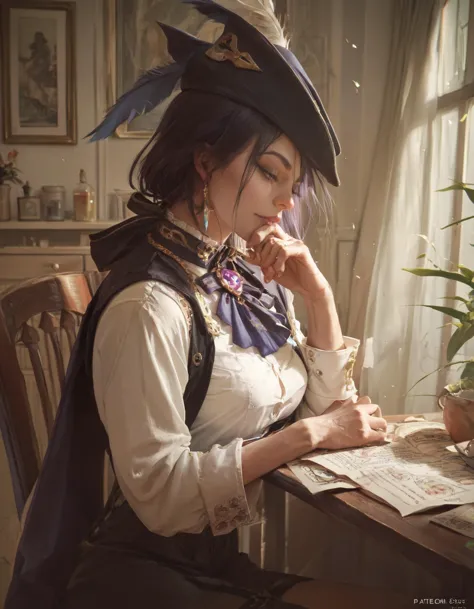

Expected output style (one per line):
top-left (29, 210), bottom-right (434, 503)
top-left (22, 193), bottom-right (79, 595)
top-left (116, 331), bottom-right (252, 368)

top-left (89, 194), bottom-right (164, 271)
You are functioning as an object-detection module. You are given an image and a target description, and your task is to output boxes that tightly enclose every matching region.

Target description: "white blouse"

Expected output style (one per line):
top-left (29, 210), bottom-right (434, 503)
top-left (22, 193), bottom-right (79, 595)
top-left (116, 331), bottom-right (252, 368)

top-left (92, 215), bottom-right (359, 537)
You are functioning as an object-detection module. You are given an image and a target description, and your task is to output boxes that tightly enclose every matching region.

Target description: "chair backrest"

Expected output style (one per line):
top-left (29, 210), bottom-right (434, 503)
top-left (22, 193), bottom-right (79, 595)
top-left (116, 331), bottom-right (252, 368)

top-left (0, 271), bottom-right (105, 514)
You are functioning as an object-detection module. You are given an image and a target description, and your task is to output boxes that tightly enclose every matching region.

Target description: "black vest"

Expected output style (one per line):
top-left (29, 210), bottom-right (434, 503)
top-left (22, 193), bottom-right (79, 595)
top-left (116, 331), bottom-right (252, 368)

top-left (5, 237), bottom-right (217, 609)
top-left (6, 233), bottom-right (290, 609)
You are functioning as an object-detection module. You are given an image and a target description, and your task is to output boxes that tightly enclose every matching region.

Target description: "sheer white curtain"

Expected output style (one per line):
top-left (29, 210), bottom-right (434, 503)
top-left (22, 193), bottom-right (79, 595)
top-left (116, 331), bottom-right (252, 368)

top-left (348, 0), bottom-right (452, 415)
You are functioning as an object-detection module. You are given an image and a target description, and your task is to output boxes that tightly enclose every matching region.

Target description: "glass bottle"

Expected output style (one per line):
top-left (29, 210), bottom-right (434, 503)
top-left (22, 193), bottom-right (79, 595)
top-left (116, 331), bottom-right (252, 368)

top-left (73, 169), bottom-right (96, 222)
top-left (41, 185), bottom-right (66, 221)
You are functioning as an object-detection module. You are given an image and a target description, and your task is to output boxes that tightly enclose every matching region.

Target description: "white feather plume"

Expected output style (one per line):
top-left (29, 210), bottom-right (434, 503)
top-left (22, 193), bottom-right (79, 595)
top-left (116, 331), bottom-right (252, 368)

top-left (217, 0), bottom-right (289, 47)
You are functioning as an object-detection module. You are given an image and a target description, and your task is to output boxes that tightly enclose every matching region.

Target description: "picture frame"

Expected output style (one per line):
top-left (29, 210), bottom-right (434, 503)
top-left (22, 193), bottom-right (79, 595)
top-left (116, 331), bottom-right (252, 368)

top-left (1, 2), bottom-right (77, 145)
top-left (17, 196), bottom-right (42, 220)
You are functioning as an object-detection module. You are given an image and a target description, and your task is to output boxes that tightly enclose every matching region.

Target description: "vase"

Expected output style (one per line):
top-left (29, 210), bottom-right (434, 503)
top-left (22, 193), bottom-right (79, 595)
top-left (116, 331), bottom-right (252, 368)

top-left (438, 390), bottom-right (474, 443)
top-left (0, 184), bottom-right (11, 221)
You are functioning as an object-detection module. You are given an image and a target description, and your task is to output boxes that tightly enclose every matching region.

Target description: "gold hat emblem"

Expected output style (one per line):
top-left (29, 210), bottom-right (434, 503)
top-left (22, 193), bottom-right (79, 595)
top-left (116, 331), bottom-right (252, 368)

top-left (205, 33), bottom-right (262, 72)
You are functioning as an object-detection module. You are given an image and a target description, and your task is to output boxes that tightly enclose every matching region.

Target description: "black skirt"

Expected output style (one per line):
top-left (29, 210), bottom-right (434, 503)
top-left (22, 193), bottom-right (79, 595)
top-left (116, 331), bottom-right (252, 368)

top-left (64, 501), bottom-right (310, 609)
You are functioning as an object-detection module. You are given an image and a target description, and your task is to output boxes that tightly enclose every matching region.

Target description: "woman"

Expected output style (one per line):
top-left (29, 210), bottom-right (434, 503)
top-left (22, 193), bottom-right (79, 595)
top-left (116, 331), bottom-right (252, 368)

top-left (6, 2), bottom-right (410, 608)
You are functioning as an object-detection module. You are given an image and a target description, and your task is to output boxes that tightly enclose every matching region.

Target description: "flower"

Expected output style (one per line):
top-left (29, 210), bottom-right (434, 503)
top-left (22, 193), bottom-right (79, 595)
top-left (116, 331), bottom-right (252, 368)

top-left (0, 149), bottom-right (23, 186)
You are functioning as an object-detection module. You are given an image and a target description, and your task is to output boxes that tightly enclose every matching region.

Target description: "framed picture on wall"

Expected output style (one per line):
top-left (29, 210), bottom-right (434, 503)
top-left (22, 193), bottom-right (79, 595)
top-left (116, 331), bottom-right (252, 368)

top-left (1, 2), bottom-right (77, 145)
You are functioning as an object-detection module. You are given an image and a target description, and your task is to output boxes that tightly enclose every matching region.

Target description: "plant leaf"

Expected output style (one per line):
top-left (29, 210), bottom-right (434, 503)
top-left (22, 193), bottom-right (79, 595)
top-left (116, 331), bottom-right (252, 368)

top-left (440, 296), bottom-right (469, 304)
top-left (403, 267), bottom-right (474, 288)
top-left (442, 215), bottom-right (474, 229)
top-left (458, 265), bottom-right (474, 280)
top-left (436, 323), bottom-right (457, 330)
top-left (461, 362), bottom-right (474, 379)
top-left (416, 304), bottom-right (466, 321)
top-left (407, 359), bottom-right (473, 392)
top-left (415, 233), bottom-right (437, 250)
top-left (447, 323), bottom-right (474, 361)
top-left (437, 183), bottom-right (474, 203)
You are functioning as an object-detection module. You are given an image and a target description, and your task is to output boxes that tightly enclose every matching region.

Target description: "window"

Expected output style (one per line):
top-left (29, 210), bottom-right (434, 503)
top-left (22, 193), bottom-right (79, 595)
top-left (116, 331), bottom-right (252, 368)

top-left (431, 0), bottom-right (474, 391)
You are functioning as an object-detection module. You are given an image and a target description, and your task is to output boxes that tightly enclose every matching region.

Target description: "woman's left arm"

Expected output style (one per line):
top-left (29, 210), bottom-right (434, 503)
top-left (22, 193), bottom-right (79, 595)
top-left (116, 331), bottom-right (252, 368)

top-left (283, 289), bottom-right (359, 417)
top-left (246, 223), bottom-right (360, 415)
top-left (304, 291), bottom-right (344, 351)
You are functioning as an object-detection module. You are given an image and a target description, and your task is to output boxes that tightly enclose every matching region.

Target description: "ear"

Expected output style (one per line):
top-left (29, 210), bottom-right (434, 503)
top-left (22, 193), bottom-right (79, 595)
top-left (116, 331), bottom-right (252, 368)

top-left (193, 145), bottom-right (215, 183)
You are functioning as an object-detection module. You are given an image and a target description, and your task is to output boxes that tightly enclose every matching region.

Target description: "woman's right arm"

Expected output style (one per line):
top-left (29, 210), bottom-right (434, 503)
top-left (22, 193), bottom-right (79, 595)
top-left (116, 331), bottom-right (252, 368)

top-left (93, 282), bottom-right (254, 538)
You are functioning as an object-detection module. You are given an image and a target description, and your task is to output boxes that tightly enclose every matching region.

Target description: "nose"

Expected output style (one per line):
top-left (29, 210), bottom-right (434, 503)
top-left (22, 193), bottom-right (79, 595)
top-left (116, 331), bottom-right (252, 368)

top-left (274, 195), bottom-right (295, 212)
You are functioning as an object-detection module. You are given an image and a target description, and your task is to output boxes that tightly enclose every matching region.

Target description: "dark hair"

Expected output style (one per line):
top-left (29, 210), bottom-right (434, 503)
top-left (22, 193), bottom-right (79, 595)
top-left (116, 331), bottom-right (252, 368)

top-left (129, 91), bottom-right (330, 240)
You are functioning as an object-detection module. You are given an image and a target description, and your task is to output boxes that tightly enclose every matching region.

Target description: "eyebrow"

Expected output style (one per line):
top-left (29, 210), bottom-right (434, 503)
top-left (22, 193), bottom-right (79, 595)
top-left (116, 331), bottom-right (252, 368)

top-left (261, 151), bottom-right (302, 183)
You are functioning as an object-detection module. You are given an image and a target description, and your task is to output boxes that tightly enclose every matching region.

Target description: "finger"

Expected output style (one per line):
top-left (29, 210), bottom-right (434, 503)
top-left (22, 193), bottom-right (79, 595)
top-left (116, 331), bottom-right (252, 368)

top-left (371, 405), bottom-right (382, 418)
top-left (326, 395), bottom-right (357, 413)
top-left (364, 429), bottom-right (387, 444)
top-left (247, 223), bottom-right (288, 247)
top-left (261, 240), bottom-right (283, 271)
top-left (259, 238), bottom-right (278, 268)
top-left (272, 248), bottom-right (288, 276)
top-left (247, 225), bottom-right (278, 248)
top-left (368, 416), bottom-right (387, 432)
top-left (357, 402), bottom-right (381, 417)
top-left (357, 398), bottom-right (381, 418)
top-left (263, 245), bottom-right (284, 282)
top-left (244, 248), bottom-right (261, 265)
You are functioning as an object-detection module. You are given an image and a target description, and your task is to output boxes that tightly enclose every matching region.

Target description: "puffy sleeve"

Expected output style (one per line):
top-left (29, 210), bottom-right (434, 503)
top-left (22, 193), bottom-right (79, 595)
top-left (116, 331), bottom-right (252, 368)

top-left (285, 290), bottom-right (359, 418)
top-left (92, 282), bottom-right (252, 537)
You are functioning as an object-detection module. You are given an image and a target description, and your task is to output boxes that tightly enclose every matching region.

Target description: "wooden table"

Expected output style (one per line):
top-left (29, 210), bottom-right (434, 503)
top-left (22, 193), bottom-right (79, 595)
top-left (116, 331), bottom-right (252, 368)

top-left (263, 415), bottom-right (474, 599)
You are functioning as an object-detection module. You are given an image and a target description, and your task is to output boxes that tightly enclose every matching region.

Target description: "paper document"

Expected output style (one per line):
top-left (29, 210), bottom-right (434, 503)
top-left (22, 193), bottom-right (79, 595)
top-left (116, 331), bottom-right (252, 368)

top-left (300, 421), bottom-right (474, 516)
top-left (430, 504), bottom-right (474, 538)
top-left (288, 460), bottom-right (357, 494)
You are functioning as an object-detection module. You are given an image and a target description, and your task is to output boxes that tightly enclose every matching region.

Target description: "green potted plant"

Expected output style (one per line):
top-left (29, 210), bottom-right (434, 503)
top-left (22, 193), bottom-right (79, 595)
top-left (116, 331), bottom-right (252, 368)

top-left (0, 149), bottom-right (23, 221)
top-left (404, 182), bottom-right (474, 443)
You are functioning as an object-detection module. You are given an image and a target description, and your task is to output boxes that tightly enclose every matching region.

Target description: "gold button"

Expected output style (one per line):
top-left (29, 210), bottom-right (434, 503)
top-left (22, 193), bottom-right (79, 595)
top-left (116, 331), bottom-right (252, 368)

top-left (193, 352), bottom-right (203, 366)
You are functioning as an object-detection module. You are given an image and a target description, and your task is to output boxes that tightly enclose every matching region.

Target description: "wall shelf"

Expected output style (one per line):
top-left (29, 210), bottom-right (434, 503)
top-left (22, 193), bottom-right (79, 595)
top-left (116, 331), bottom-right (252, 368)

top-left (0, 246), bottom-right (90, 255)
top-left (0, 221), bottom-right (116, 231)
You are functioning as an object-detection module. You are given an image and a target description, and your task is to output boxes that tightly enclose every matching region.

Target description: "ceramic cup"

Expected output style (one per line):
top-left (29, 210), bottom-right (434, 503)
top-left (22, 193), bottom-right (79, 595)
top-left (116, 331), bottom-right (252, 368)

top-left (438, 392), bottom-right (474, 443)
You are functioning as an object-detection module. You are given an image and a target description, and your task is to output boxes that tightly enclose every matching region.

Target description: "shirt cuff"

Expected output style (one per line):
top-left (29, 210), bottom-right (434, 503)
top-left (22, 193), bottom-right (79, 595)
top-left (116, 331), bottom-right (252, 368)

top-left (298, 336), bottom-right (360, 416)
top-left (199, 437), bottom-right (252, 536)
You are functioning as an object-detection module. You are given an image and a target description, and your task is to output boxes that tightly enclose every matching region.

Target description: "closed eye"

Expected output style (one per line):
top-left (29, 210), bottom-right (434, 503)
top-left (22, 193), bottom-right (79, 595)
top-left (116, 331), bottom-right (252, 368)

top-left (257, 164), bottom-right (301, 197)
top-left (257, 164), bottom-right (277, 182)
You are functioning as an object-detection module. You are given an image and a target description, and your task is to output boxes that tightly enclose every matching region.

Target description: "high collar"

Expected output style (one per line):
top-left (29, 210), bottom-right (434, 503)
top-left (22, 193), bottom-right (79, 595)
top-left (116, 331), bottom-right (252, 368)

top-left (89, 194), bottom-right (228, 272)
top-left (164, 209), bottom-right (221, 250)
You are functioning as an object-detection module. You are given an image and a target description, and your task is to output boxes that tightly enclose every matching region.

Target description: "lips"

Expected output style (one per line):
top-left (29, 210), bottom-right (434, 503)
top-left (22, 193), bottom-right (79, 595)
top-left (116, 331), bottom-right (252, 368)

top-left (257, 214), bottom-right (281, 224)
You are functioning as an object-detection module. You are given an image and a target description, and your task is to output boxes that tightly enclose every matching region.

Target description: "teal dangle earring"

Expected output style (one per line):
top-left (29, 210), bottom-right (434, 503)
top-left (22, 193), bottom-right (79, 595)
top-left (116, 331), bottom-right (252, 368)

top-left (203, 183), bottom-right (210, 231)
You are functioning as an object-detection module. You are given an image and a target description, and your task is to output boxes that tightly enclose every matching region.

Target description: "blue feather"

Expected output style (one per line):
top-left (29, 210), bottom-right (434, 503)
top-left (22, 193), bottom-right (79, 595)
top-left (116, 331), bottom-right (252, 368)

top-left (87, 62), bottom-right (185, 141)
top-left (181, 0), bottom-right (232, 26)
top-left (157, 21), bottom-right (211, 63)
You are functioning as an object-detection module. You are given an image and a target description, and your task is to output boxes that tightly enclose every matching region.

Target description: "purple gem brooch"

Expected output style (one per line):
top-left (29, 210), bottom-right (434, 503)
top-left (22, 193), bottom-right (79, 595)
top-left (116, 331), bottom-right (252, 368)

top-left (216, 267), bottom-right (244, 297)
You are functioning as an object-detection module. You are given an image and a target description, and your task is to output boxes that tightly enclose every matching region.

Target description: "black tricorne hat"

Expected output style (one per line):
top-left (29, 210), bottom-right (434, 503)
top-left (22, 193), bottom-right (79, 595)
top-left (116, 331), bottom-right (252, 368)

top-left (88, 0), bottom-right (341, 186)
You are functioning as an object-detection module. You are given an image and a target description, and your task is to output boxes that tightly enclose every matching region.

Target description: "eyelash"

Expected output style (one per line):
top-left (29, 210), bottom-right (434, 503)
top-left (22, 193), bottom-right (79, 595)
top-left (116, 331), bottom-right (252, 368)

top-left (258, 165), bottom-right (277, 182)
top-left (257, 165), bottom-right (301, 196)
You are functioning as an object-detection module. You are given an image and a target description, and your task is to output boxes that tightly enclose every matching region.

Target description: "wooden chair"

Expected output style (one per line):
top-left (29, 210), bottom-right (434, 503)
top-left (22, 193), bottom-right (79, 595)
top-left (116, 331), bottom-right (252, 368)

top-left (0, 270), bottom-right (266, 571)
top-left (0, 271), bottom-right (105, 517)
